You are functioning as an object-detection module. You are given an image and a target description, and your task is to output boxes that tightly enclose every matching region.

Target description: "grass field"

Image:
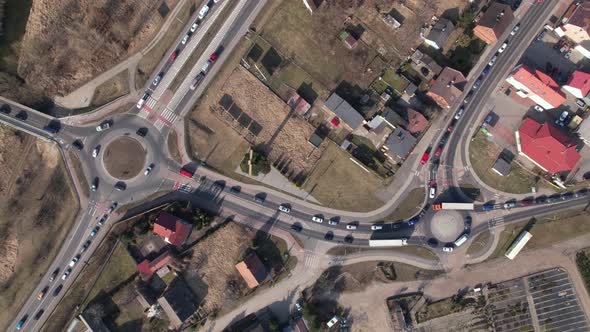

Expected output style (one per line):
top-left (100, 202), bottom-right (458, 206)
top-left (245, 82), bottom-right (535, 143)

top-left (90, 69), bottom-right (129, 107)
top-left (302, 142), bottom-right (385, 212)
top-left (385, 188), bottom-right (425, 221)
top-left (466, 231), bottom-right (492, 256)
top-left (469, 132), bottom-right (538, 194)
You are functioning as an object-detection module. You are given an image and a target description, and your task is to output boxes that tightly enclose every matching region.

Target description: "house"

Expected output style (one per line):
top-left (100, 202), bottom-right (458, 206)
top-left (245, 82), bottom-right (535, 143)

top-left (423, 18), bottom-right (454, 50)
top-left (235, 252), bottom-right (268, 288)
top-left (492, 156), bottom-right (512, 176)
top-left (381, 107), bottom-right (428, 135)
top-left (562, 70), bottom-right (590, 101)
top-left (383, 14), bottom-right (401, 29)
top-left (153, 212), bottom-right (192, 247)
top-left (157, 278), bottom-right (198, 329)
top-left (339, 31), bottom-right (358, 49)
top-left (515, 118), bottom-right (581, 174)
top-left (79, 311), bottom-right (111, 332)
top-left (382, 127), bottom-right (417, 162)
top-left (426, 67), bottom-right (467, 109)
top-left (323, 93), bottom-right (365, 130)
top-left (505, 65), bottom-right (566, 110)
top-left (473, 2), bottom-right (514, 44)
top-left (554, 1), bottom-right (590, 58)
top-left (288, 92), bottom-right (311, 116)
top-left (137, 250), bottom-right (172, 279)
top-left (410, 49), bottom-right (443, 81)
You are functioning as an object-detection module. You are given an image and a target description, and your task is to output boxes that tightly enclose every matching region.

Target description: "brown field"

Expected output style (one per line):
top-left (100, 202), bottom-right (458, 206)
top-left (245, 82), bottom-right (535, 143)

top-left (0, 125), bottom-right (79, 330)
top-left (90, 69), bottom-right (130, 107)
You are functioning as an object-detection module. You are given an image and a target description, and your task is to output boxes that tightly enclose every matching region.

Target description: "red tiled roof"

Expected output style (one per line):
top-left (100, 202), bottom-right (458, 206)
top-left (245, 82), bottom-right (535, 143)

top-left (566, 70), bottom-right (590, 96)
top-left (518, 118), bottom-right (580, 174)
top-left (511, 66), bottom-right (566, 108)
top-left (137, 251), bottom-right (171, 278)
top-left (153, 212), bottom-right (192, 247)
top-left (406, 108), bottom-right (428, 134)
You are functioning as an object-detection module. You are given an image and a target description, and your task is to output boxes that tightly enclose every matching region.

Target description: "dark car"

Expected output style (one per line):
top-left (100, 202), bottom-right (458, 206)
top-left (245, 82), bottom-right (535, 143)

top-left (136, 127), bottom-right (148, 137)
top-left (344, 235), bottom-right (354, 244)
top-left (546, 194), bottom-right (560, 203)
top-left (91, 177), bottom-right (99, 192)
top-left (72, 139), bottom-right (84, 150)
top-left (561, 192), bottom-right (574, 200)
top-left (229, 186), bottom-right (241, 194)
top-left (254, 194), bottom-right (265, 204)
top-left (463, 91), bottom-right (473, 104)
top-left (427, 238), bottom-right (439, 248)
top-left (33, 309), bottom-right (44, 320)
top-left (0, 104), bottom-right (11, 114)
top-left (81, 240), bottom-right (91, 253)
top-left (521, 198), bottom-right (534, 206)
top-left (53, 284), bottom-right (63, 296)
top-left (15, 111), bottom-right (28, 121)
top-left (114, 181), bottom-right (127, 191)
top-left (534, 196), bottom-right (547, 204)
top-left (291, 223), bottom-right (302, 232)
top-left (324, 232), bottom-right (334, 241)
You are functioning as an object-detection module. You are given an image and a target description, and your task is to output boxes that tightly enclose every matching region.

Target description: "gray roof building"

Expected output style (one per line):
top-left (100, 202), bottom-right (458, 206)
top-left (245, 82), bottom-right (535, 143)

top-left (157, 278), bottom-right (198, 329)
top-left (492, 157), bottom-right (512, 176)
top-left (324, 93), bottom-right (365, 130)
top-left (424, 18), bottom-right (454, 50)
top-left (383, 127), bottom-right (417, 161)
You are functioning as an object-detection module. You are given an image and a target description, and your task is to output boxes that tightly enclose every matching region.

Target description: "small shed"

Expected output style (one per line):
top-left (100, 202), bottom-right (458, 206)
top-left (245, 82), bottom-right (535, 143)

top-left (492, 156), bottom-right (512, 176)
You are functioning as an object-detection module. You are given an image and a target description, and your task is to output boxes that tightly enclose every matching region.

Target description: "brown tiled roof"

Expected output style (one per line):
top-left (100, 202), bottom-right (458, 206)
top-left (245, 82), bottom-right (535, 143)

top-left (235, 252), bottom-right (267, 288)
top-left (428, 67), bottom-right (466, 108)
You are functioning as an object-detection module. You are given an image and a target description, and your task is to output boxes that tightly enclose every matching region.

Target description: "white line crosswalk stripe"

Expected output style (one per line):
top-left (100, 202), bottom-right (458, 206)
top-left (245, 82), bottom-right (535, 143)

top-left (146, 97), bottom-right (158, 108)
top-left (160, 108), bottom-right (178, 123)
top-left (303, 251), bottom-right (320, 269)
top-left (154, 119), bottom-right (166, 131)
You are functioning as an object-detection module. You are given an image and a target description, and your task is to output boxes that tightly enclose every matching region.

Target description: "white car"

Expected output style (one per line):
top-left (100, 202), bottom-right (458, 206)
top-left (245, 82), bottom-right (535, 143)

top-left (328, 219), bottom-right (339, 226)
top-left (92, 146), bottom-right (100, 158)
top-left (136, 98), bottom-right (146, 109)
top-left (371, 224), bottom-right (383, 231)
top-left (534, 105), bottom-right (544, 112)
top-left (510, 23), bottom-right (520, 35)
top-left (278, 204), bottom-right (291, 213)
top-left (488, 55), bottom-right (498, 66)
top-left (144, 163), bottom-right (154, 176)
top-left (429, 186), bottom-right (436, 199)
top-left (503, 202), bottom-right (517, 209)
top-left (95, 122), bottom-right (110, 132)
top-left (69, 256), bottom-right (79, 268)
top-left (90, 227), bottom-right (99, 237)
top-left (346, 224), bottom-right (357, 230)
top-left (190, 22), bottom-right (198, 33)
top-left (312, 216), bottom-right (324, 223)
top-left (181, 34), bottom-right (190, 45)
top-left (62, 268), bottom-right (71, 280)
top-left (442, 246), bottom-right (454, 253)
top-left (454, 107), bottom-right (464, 120)
top-left (498, 42), bottom-right (508, 53)
top-left (327, 316), bottom-right (339, 328)
top-left (198, 5), bottom-right (210, 19)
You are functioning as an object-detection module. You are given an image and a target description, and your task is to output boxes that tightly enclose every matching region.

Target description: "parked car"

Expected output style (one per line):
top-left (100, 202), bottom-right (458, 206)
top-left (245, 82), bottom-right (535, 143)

top-left (328, 218), bottom-right (339, 226)
top-left (254, 194), bottom-right (265, 204)
top-left (442, 246), bottom-right (454, 252)
top-left (69, 255), bottom-right (79, 267)
top-left (463, 90), bottom-right (473, 104)
top-left (435, 146), bottom-right (443, 157)
top-left (503, 201), bottom-right (517, 209)
top-left (562, 192), bottom-right (574, 200)
top-left (72, 139), bottom-right (84, 150)
top-left (181, 34), bottom-right (190, 45)
top-left (429, 185), bottom-right (437, 199)
top-left (49, 268), bottom-right (60, 282)
top-left (91, 177), bottom-right (99, 192)
top-left (576, 99), bottom-right (586, 108)
top-left (53, 284), bottom-right (63, 296)
top-left (81, 240), bottom-right (91, 253)
top-left (0, 104), bottom-right (11, 114)
top-left (16, 316), bottom-right (27, 330)
top-left (510, 23), bottom-right (520, 35)
top-left (472, 79), bottom-right (482, 90)
top-left (144, 163), bottom-right (154, 176)
top-left (488, 55), bottom-right (498, 66)
top-left (555, 111), bottom-right (569, 127)
top-left (98, 214), bottom-right (108, 226)
top-left (107, 202), bottom-right (118, 213)
top-left (483, 114), bottom-right (493, 126)
top-left (190, 22), bottom-right (199, 33)
top-left (169, 50), bottom-right (178, 61)
top-left (346, 223), bottom-right (358, 230)
top-left (61, 268), bottom-right (71, 280)
top-left (291, 223), bottom-right (302, 232)
top-left (37, 286), bottom-right (49, 300)
top-left (33, 309), bottom-right (44, 321)
top-left (92, 145), bottom-right (100, 158)
top-left (152, 73), bottom-right (163, 86)
top-left (420, 151), bottom-right (430, 165)
top-left (90, 227), bottom-right (99, 237)
top-left (344, 235), bottom-right (354, 244)
top-left (136, 127), bottom-right (148, 137)
top-left (278, 204), bottom-right (291, 213)
top-left (498, 42), bottom-right (508, 53)
top-left (454, 107), bottom-right (465, 120)
top-left (312, 215), bottom-right (324, 223)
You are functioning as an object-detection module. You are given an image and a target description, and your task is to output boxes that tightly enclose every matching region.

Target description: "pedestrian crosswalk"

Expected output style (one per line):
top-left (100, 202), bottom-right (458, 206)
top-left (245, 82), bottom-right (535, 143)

top-left (173, 181), bottom-right (192, 193)
top-left (145, 97), bottom-right (158, 109)
top-left (137, 96), bottom-right (178, 131)
top-left (303, 250), bottom-right (320, 269)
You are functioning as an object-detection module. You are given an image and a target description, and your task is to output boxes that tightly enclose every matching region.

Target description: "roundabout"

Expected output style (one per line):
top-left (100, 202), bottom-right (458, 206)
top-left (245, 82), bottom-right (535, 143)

top-left (103, 136), bottom-right (146, 180)
top-left (429, 210), bottom-right (466, 243)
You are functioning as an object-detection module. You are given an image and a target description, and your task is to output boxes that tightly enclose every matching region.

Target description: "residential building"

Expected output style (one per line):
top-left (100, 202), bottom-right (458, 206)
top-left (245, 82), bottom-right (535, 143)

top-left (426, 67), bottom-right (467, 109)
top-left (473, 2), bottom-right (514, 44)
top-left (157, 278), bottom-right (198, 329)
top-left (137, 250), bottom-right (172, 279)
top-left (515, 118), bottom-right (581, 174)
top-left (287, 92), bottom-right (311, 116)
top-left (339, 31), bottom-right (358, 49)
top-left (382, 127), bottom-right (417, 162)
top-left (554, 1), bottom-right (590, 58)
top-left (505, 65), bottom-right (566, 110)
top-left (235, 252), bottom-right (268, 288)
top-left (562, 70), bottom-right (590, 100)
top-left (492, 156), bottom-right (512, 176)
top-left (381, 107), bottom-right (428, 135)
top-left (79, 311), bottom-right (111, 332)
top-left (153, 212), bottom-right (192, 247)
top-left (323, 93), bottom-right (365, 130)
top-left (410, 49), bottom-right (442, 81)
top-left (423, 18), bottom-right (454, 50)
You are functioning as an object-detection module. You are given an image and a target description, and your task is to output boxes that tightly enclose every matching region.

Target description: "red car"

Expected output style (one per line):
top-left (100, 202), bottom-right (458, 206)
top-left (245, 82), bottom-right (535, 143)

top-left (420, 152), bottom-right (430, 165)
top-left (435, 147), bottom-right (443, 157)
top-left (209, 53), bottom-right (218, 62)
top-left (447, 125), bottom-right (453, 132)
top-left (170, 51), bottom-right (178, 61)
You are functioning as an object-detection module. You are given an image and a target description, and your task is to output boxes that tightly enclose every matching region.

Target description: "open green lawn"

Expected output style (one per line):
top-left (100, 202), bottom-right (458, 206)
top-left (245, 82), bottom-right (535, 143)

top-left (385, 188), bottom-right (425, 221)
top-left (469, 132), bottom-right (538, 194)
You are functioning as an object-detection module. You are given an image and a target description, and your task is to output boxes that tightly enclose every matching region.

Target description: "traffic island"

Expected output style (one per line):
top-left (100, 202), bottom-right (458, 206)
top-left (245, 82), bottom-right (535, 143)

top-left (429, 210), bottom-right (465, 243)
top-left (103, 136), bottom-right (146, 179)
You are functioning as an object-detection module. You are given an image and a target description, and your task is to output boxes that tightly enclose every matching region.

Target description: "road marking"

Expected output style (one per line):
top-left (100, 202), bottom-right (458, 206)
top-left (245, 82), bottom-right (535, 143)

top-left (154, 119), bottom-right (166, 130)
top-left (304, 251), bottom-right (320, 268)
top-left (160, 107), bottom-right (178, 124)
top-left (138, 108), bottom-right (149, 119)
top-left (146, 97), bottom-right (158, 109)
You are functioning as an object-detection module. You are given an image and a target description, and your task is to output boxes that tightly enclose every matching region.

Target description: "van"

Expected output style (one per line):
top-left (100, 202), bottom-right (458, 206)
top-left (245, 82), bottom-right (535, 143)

top-left (198, 5), bottom-right (209, 19)
top-left (454, 234), bottom-right (468, 247)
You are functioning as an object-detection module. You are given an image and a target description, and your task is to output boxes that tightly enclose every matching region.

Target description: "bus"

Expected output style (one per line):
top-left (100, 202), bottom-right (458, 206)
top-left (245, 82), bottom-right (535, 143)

top-left (454, 234), bottom-right (469, 247)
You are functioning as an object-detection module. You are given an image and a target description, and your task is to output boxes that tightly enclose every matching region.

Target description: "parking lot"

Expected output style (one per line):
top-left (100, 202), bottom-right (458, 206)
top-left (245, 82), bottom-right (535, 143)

top-left (488, 277), bottom-right (534, 332)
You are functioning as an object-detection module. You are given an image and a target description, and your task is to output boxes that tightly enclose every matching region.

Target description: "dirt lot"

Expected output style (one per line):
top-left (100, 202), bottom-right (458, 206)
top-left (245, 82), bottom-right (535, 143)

top-left (302, 142), bottom-right (385, 211)
top-left (0, 125), bottom-right (79, 330)
top-left (18, 0), bottom-right (179, 96)
top-left (103, 136), bottom-right (146, 179)
top-left (90, 69), bottom-right (130, 107)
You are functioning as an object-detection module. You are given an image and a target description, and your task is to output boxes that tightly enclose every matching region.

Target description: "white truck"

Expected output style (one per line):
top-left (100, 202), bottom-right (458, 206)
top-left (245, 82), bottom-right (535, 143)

top-left (368, 238), bottom-right (408, 247)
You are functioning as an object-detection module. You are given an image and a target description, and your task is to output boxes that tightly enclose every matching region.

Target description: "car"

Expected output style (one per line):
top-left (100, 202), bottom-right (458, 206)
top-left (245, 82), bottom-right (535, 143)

top-left (278, 204), bottom-right (291, 213)
top-left (562, 192), bottom-right (574, 200)
top-left (439, 132), bottom-right (450, 145)
top-left (254, 195), bottom-right (265, 204)
top-left (427, 238), bottom-right (439, 248)
top-left (136, 98), bottom-right (146, 109)
top-left (136, 127), bottom-right (148, 137)
top-left (407, 217), bottom-right (419, 226)
top-left (324, 232), bottom-right (334, 240)
top-left (33, 309), bottom-right (44, 320)
top-left (152, 73), bottom-right (163, 86)
top-left (15, 111), bottom-right (28, 121)
top-left (536, 30), bottom-right (545, 41)
top-left (447, 125), bottom-right (454, 132)
top-left (98, 214), bottom-right (108, 226)
top-left (534, 196), bottom-right (547, 204)
top-left (16, 316), bottom-right (27, 330)
top-left (312, 215), bottom-right (324, 223)
top-left (213, 0), bottom-right (221, 3)
top-left (488, 55), bottom-right (498, 66)
top-left (555, 111), bottom-right (568, 127)
top-left (510, 23), bottom-right (520, 35)
top-left (463, 90), bottom-right (473, 104)
top-left (169, 50), bottom-right (178, 61)
top-left (483, 114), bottom-right (493, 126)
top-left (328, 218), bottom-right (339, 226)
top-left (576, 99), bottom-right (586, 108)
top-left (442, 246), bottom-right (454, 252)
top-left (534, 105), bottom-right (544, 112)
top-left (472, 79), bottom-right (482, 90)
top-left (346, 223), bottom-right (358, 230)
top-left (181, 34), bottom-right (190, 45)
top-left (107, 202), bottom-right (118, 213)
top-left (454, 107), bottom-right (465, 120)
top-left (503, 201), bottom-right (517, 209)
top-left (344, 235), bottom-right (354, 244)
top-left (190, 22), bottom-right (199, 33)
top-left (91, 177), bottom-right (99, 192)
top-left (521, 198), bottom-right (534, 206)
top-left (92, 145), bottom-right (100, 158)
top-left (420, 151), bottom-right (430, 165)
top-left (49, 268), bottom-right (60, 282)
top-left (198, 5), bottom-right (210, 19)
top-left (0, 104), bottom-right (11, 114)
top-left (481, 64), bottom-right (491, 77)
top-left (53, 284), bottom-right (63, 296)
top-left (37, 286), bottom-right (49, 300)
top-left (429, 186), bottom-right (437, 199)
top-left (229, 186), bottom-right (241, 194)
top-left (95, 121), bottom-right (110, 132)
top-left (498, 42), bottom-right (508, 53)
top-left (81, 240), bottom-right (91, 253)
top-left (144, 163), bottom-right (154, 176)
top-left (295, 300), bottom-right (303, 312)
top-left (90, 226), bottom-right (99, 237)
top-left (115, 182), bottom-right (126, 191)
top-left (434, 146), bottom-right (443, 157)
top-left (371, 224), bottom-right (383, 231)
top-left (72, 139), bottom-right (84, 150)
top-left (547, 195), bottom-right (561, 203)
top-left (61, 268), bottom-right (71, 280)
top-left (69, 255), bottom-right (80, 267)
top-left (291, 223), bottom-right (302, 232)
top-left (327, 316), bottom-right (339, 328)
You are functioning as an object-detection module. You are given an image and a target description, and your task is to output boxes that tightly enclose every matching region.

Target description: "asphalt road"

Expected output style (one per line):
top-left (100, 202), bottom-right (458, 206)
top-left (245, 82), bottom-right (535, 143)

top-left (1, 0), bottom-right (584, 330)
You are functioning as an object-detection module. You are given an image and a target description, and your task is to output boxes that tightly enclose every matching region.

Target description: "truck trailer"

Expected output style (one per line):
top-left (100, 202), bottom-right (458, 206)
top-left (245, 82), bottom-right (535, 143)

top-left (368, 238), bottom-right (408, 247)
